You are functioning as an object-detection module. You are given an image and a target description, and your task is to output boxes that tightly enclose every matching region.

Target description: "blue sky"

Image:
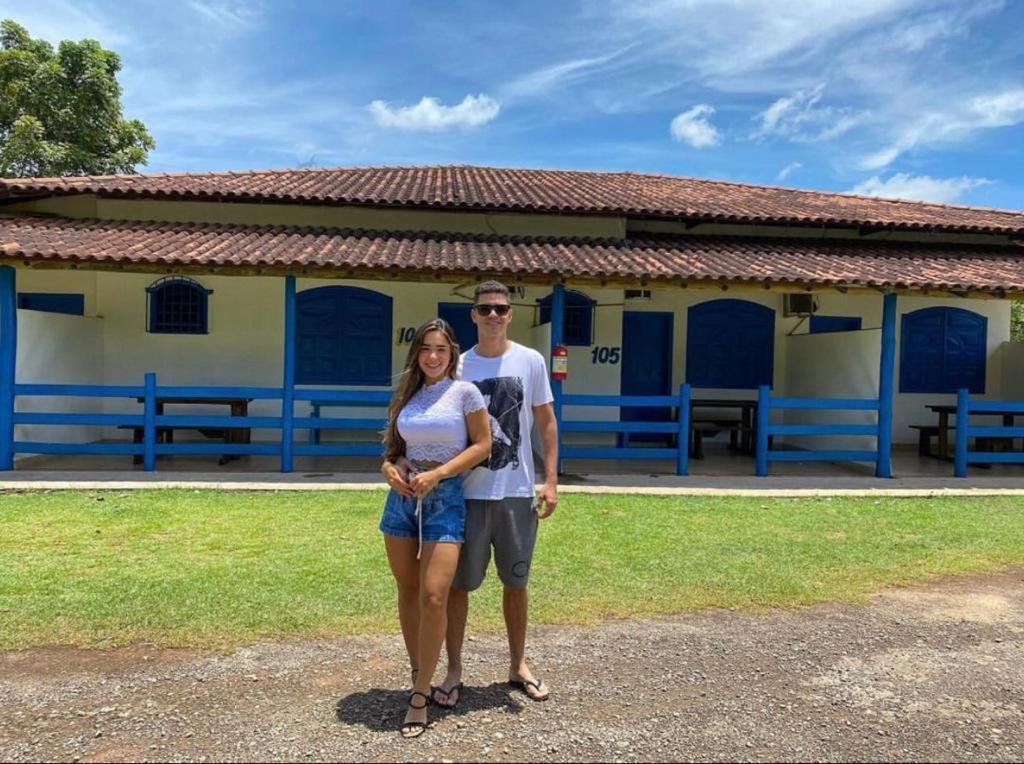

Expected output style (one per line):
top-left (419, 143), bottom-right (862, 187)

top-left (4, 0), bottom-right (1024, 208)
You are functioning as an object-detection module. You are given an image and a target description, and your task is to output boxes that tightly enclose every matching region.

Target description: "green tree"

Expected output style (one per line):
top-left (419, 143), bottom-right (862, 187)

top-left (1012, 301), bottom-right (1024, 342)
top-left (0, 19), bottom-right (154, 177)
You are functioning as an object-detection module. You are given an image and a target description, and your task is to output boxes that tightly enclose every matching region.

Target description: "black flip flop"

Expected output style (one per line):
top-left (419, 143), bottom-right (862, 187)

top-left (432, 681), bottom-right (464, 708)
top-left (509, 678), bottom-right (549, 702)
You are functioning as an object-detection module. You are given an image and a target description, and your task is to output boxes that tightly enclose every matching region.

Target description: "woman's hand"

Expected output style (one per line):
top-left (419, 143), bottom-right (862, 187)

top-left (382, 461), bottom-right (415, 497)
top-left (409, 468), bottom-right (442, 498)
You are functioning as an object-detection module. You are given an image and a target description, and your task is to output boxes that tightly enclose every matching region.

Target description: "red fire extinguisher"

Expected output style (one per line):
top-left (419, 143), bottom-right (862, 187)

top-left (551, 344), bottom-right (568, 381)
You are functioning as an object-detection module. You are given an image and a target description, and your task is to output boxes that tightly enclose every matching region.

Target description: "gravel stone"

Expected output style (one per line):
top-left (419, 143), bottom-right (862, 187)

top-left (0, 569), bottom-right (1022, 761)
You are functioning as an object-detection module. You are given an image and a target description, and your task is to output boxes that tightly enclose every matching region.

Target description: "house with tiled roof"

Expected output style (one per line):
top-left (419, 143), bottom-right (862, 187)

top-left (2, 165), bottom-right (1023, 478)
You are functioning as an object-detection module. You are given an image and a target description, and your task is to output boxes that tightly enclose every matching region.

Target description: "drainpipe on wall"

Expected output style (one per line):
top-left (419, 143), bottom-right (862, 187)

top-left (0, 265), bottom-right (16, 471)
top-left (550, 283), bottom-right (565, 475)
top-left (876, 292), bottom-right (897, 478)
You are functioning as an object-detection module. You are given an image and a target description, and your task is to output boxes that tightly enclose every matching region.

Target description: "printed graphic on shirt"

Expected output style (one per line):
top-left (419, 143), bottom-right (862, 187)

top-left (472, 376), bottom-right (524, 471)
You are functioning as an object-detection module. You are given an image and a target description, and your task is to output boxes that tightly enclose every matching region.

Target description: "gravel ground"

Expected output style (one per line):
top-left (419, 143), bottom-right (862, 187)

top-left (1, 569), bottom-right (1022, 763)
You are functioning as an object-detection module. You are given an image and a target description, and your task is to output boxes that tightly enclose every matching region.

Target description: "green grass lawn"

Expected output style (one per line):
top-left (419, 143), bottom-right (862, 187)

top-left (1, 489), bottom-right (1023, 650)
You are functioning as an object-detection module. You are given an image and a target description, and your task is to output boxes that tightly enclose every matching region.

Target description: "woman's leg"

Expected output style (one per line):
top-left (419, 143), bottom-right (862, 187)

top-left (383, 535), bottom-right (421, 679)
top-left (409, 541), bottom-right (462, 721)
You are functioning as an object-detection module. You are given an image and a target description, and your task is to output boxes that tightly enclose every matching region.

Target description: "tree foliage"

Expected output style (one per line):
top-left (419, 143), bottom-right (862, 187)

top-left (1012, 301), bottom-right (1024, 342)
top-left (0, 19), bottom-right (154, 177)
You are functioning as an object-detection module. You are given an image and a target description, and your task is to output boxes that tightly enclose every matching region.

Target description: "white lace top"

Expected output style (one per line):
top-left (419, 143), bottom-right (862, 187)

top-left (397, 378), bottom-right (487, 464)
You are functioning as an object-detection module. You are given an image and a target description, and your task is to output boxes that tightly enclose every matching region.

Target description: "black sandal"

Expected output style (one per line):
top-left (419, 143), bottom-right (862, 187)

top-left (400, 690), bottom-right (432, 738)
top-left (509, 678), bottom-right (550, 702)
top-left (432, 681), bottom-right (464, 709)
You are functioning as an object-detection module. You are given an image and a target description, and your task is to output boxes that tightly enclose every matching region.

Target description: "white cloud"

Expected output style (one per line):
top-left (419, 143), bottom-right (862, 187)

top-left (859, 87), bottom-right (1024, 169)
top-left (847, 173), bottom-right (990, 203)
top-left (776, 161), bottom-right (802, 180)
top-left (502, 47), bottom-right (636, 100)
top-left (188, 1), bottom-right (261, 28)
top-left (754, 83), bottom-right (866, 142)
top-left (368, 95), bottom-right (501, 131)
top-left (670, 104), bottom-right (722, 148)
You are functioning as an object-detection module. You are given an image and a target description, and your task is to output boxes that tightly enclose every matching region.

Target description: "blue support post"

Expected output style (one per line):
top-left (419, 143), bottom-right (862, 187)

top-left (875, 292), bottom-right (897, 478)
top-left (676, 383), bottom-right (691, 476)
top-left (281, 276), bottom-right (297, 473)
top-left (954, 387), bottom-right (969, 478)
top-left (143, 372), bottom-right (157, 472)
top-left (0, 265), bottom-right (16, 470)
top-left (756, 384), bottom-right (770, 477)
top-left (550, 283), bottom-right (565, 475)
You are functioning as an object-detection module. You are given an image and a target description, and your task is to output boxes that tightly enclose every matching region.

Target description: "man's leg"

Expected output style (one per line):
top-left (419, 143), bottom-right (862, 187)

top-left (434, 500), bottom-right (491, 707)
top-left (494, 498), bottom-right (548, 700)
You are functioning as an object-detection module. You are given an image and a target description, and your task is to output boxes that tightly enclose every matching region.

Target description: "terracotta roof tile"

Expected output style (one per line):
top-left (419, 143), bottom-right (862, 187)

top-left (3, 215), bottom-right (1023, 293)
top-left (2, 165), bottom-right (1023, 235)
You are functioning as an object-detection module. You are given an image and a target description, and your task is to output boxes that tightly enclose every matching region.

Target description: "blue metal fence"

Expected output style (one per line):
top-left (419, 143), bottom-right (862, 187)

top-left (755, 384), bottom-right (886, 477)
top-left (11, 373), bottom-right (391, 471)
top-left (953, 388), bottom-right (1024, 477)
top-left (558, 384), bottom-right (692, 475)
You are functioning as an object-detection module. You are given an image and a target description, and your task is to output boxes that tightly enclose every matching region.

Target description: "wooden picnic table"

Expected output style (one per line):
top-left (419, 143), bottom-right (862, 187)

top-left (128, 396), bottom-right (253, 465)
top-left (926, 403), bottom-right (1021, 459)
top-left (690, 398), bottom-right (758, 455)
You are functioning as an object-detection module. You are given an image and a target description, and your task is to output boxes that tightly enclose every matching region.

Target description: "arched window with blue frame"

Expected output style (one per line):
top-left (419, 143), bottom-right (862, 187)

top-left (899, 306), bottom-right (987, 393)
top-left (146, 276), bottom-right (212, 334)
top-left (537, 289), bottom-right (595, 346)
top-left (296, 285), bottom-right (393, 386)
top-left (686, 299), bottom-right (775, 389)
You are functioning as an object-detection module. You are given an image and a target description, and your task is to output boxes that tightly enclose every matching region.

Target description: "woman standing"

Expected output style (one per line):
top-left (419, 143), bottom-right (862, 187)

top-left (380, 319), bottom-right (490, 738)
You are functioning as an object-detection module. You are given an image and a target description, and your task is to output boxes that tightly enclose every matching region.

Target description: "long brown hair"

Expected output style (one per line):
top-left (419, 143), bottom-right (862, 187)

top-left (383, 318), bottom-right (460, 462)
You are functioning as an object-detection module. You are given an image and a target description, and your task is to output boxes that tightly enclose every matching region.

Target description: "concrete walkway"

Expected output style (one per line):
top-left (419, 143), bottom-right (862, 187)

top-left (3, 469), bottom-right (1024, 496)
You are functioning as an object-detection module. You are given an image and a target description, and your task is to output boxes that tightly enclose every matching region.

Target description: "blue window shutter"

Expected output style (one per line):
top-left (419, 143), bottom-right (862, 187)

top-left (296, 286), bottom-right (392, 386)
top-left (17, 293), bottom-right (85, 316)
top-left (899, 307), bottom-right (986, 393)
top-left (686, 299), bottom-right (775, 389)
top-left (537, 289), bottom-right (594, 346)
top-left (437, 302), bottom-right (476, 352)
top-left (809, 315), bottom-right (862, 333)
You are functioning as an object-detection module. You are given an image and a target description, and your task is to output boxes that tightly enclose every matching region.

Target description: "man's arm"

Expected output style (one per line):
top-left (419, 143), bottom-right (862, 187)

top-left (532, 402), bottom-right (558, 518)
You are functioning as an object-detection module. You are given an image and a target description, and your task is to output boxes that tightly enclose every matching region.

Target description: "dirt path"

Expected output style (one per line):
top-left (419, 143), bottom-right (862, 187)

top-left (2, 570), bottom-right (1023, 762)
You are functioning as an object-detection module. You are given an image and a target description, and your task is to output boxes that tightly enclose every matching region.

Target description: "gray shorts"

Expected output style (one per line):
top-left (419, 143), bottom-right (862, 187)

top-left (452, 497), bottom-right (538, 592)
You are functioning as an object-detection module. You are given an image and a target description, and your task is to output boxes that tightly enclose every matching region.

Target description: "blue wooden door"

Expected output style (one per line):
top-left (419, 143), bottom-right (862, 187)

top-left (620, 312), bottom-right (673, 436)
top-left (900, 306), bottom-right (986, 393)
top-left (437, 302), bottom-right (476, 353)
top-left (296, 286), bottom-right (392, 385)
top-left (686, 299), bottom-right (775, 389)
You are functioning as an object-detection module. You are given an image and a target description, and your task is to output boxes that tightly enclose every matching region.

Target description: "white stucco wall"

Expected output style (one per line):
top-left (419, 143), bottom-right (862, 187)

top-left (10, 268), bottom-right (1014, 454)
top-left (13, 308), bottom-right (105, 454)
top-left (781, 294), bottom-right (1011, 446)
top-left (1001, 341), bottom-right (1024, 399)
top-left (782, 329), bottom-right (881, 451)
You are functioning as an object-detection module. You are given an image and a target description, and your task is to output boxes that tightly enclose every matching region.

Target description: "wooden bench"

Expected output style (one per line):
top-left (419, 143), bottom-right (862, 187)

top-left (118, 424), bottom-right (242, 466)
top-left (908, 424), bottom-right (1013, 463)
top-left (691, 419), bottom-right (754, 459)
top-left (908, 425), bottom-right (948, 457)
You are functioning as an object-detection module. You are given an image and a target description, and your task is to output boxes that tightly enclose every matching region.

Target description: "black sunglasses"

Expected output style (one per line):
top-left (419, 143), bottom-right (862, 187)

top-left (473, 304), bottom-right (511, 316)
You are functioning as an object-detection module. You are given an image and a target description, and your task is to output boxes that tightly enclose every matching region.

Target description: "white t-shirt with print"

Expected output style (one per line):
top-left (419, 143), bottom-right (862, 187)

top-left (457, 341), bottom-right (554, 500)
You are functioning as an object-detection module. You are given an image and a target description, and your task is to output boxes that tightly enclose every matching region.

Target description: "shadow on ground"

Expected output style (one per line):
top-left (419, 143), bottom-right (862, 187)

top-left (335, 682), bottom-right (524, 732)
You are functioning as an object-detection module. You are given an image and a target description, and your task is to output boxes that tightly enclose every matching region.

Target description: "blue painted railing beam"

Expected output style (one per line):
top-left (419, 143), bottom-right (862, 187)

top-left (555, 384), bottom-right (692, 476)
top-left (281, 276), bottom-right (297, 473)
top-left (876, 292), bottom-right (897, 477)
top-left (550, 283), bottom-right (565, 475)
top-left (952, 388), bottom-right (1024, 476)
top-left (756, 384), bottom-right (883, 477)
top-left (0, 265), bottom-right (17, 470)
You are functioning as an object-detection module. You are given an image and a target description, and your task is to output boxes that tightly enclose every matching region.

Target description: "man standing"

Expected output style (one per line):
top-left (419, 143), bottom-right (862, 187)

top-left (434, 280), bottom-right (558, 704)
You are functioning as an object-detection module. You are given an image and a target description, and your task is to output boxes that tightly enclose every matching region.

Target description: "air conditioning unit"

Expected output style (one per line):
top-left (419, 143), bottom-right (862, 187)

top-left (783, 293), bottom-right (817, 317)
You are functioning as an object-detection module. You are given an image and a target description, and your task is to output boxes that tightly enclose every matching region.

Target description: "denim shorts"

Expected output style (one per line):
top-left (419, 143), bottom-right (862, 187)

top-left (379, 476), bottom-right (466, 544)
